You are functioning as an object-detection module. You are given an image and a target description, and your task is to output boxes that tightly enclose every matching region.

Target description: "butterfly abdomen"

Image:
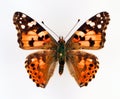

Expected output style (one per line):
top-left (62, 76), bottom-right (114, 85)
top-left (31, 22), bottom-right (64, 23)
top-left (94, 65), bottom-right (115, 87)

top-left (58, 37), bottom-right (66, 75)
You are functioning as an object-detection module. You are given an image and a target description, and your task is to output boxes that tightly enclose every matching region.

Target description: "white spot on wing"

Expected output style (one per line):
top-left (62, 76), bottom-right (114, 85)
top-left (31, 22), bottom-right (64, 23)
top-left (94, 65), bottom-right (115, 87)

top-left (38, 31), bottom-right (48, 37)
top-left (86, 20), bottom-right (91, 25)
top-left (28, 21), bottom-right (36, 27)
top-left (90, 22), bottom-right (95, 27)
top-left (75, 31), bottom-right (85, 37)
top-left (21, 24), bottom-right (25, 29)
top-left (86, 20), bottom-right (95, 27)
top-left (19, 21), bottom-right (22, 24)
top-left (97, 24), bottom-right (102, 29)
top-left (96, 13), bottom-right (101, 17)
top-left (20, 17), bottom-right (22, 20)
top-left (101, 21), bottom-right (103, 23)
top-left (22, 14), bottom-right (26, 18)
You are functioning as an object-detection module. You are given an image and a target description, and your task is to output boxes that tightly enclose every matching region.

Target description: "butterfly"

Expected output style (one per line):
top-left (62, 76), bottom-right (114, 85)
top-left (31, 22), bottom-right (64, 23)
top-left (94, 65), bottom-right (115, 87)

top-left (13, 11), bottom-right (110, 88)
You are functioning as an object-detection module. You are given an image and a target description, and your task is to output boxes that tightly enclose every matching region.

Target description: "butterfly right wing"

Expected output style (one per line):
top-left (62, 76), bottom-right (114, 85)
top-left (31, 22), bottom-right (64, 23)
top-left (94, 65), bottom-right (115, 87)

top-left (13, 12), bottom-right (58, 50)
top-left (66, 50), bottom-right (99, 87)
top-left (25, 50), bottom-right (57, 88)
top-left (66, 12), bottom-right (110, 50)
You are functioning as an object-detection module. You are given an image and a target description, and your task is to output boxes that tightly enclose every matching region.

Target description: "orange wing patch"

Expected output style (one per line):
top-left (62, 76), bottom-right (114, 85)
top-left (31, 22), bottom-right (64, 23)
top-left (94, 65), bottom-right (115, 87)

top-left (18, 30), bottom-right (56, 49)
top-left (77, 56), bottom-right (99, 86)
top-left (66, 51), bottom-right (99, 87)
top-left (71, 30), bottom-right (104, 49)
top-left (25, 50), bottom-right (57, 88)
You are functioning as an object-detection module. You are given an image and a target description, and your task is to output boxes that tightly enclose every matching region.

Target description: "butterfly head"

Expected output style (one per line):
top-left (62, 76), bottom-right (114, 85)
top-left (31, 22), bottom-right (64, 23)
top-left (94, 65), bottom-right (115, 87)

top-left (58, 36), bottom-right (65, 44)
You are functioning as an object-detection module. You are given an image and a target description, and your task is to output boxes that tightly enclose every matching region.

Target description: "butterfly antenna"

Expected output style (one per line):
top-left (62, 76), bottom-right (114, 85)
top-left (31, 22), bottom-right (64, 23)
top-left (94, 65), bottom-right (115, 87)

top-left (42, 21), bottom-right (59, 38)
top-left (65, 19), bottom-right (80, 39)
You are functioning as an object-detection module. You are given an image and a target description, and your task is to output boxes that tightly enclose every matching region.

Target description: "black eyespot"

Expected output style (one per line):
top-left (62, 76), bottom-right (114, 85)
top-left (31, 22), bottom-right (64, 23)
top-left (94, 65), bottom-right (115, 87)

top-left (74, 34), bottom-right (78, 39)
top-left (89, 64), bottom-right (93, 67)
top-left (45, 34), bottom-right (49, 39)
top-left (31, 64), bottom-right (35, 67)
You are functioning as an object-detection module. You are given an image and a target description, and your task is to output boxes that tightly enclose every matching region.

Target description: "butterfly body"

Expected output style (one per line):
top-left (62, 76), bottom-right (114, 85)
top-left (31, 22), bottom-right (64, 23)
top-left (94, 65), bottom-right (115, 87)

top-left (13, 11), bottom-right (110, 88)
top-left (57, 37), bottom-right (66, 75)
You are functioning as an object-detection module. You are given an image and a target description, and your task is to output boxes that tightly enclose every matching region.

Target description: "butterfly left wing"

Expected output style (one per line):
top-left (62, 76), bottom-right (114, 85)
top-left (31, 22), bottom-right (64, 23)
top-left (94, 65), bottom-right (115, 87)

top-left (25, 50), bottom-right (57, 88)
top-left (66, 12), bottom-right (110, 50)
top-left (66, 50), bottom-right (99, 87)
top-left (13, 12), bottom-right (58, 50)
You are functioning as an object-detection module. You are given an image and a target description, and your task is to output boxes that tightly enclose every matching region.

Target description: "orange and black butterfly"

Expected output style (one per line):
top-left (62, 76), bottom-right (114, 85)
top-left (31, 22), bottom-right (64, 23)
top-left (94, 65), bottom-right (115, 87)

top-left (13, 11), bottom-right (110, 88)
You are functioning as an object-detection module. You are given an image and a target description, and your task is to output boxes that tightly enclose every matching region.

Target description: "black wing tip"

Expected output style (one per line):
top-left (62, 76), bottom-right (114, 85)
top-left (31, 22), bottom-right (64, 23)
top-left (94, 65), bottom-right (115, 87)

top-left (13, 11), bottom-right (24, 17)
top-left (99, 11), bottom-right (110, 20)
top-left (97, 11), bottom-right (109, 15)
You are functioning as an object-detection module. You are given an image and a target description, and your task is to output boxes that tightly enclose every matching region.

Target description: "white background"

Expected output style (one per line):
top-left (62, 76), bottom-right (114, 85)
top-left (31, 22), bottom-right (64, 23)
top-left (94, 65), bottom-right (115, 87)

top-left (0, 0), bottom-right (119, 99)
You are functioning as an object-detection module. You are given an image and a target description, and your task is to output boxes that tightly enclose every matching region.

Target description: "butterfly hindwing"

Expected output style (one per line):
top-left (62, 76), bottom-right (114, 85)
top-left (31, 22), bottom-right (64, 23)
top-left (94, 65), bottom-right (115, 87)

top-left (66, 12), bottom-right (110, 50)
top-left (66, 50), bottom-right (99, 87)
top-left (25, 50), bottom-right (57, 88)
top-left (13, 12), bottom-right (58, 50)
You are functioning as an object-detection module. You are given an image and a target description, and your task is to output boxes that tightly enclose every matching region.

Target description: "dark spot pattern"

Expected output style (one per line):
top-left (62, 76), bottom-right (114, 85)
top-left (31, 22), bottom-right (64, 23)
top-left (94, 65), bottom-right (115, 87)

top-left (38, 34), bottom-right (49, 41)
top-left (89, 64), bottom-right (93, 67)
top-left (45, 34), bottom-right (49, 39)
top-left (74, 34), bottom-right (78, 39)
top-left (36, 28), bottom-right (44, 33)
top-left (74, 34), bottom-right (85, 41)
top-left (31, 63), bottom-right (35, 67)
top-left (85, 83), bottom-right (88, 86)
top-left (89, 38), bottom-right (95, 47)
top-left (38, 36), bottom-right (44, 41)
top-left (80, 36), bottom-right (85, 41)
top-left (36, 83), bottom-right (40, 87)
top-left (29, 38), bottom-right (34, 47)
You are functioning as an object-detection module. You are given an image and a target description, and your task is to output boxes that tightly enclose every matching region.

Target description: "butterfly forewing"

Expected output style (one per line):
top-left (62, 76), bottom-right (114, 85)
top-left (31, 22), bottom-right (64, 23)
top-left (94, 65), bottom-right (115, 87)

top-left (66, 12), bottom-right (110, 50)
top-left (13, 12), bottom-right (58, 50)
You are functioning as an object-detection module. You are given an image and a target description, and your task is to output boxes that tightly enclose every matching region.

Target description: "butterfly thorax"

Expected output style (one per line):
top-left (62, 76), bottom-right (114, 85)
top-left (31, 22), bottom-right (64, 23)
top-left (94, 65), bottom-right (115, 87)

top-left (57, 37), bottom-right (66, 75)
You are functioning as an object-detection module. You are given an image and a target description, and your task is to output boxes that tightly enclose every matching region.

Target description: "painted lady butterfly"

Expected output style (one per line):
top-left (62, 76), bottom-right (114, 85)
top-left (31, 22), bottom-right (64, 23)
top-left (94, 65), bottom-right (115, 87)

top-left (13, 11), bottom-right (110, 88)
